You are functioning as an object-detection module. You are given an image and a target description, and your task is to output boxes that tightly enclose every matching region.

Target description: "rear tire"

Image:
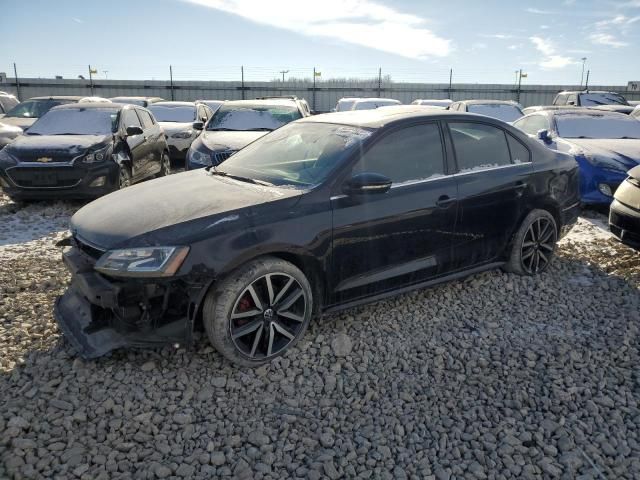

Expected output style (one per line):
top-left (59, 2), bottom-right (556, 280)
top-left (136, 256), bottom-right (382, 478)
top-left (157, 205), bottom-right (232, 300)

top-left (202, 256), bottom-right (313, 367)
top-left (504, 209), bottom-right (557, 276)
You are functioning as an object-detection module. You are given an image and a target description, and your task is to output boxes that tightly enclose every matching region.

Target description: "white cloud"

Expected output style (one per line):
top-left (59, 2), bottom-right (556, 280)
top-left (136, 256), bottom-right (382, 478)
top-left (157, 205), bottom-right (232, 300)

top-left (589, 33), bottom-right (629, 47)
top-left (540, 24), bottom-right (550, 29)
top-left (595, 14), bottom-right (640, 27)
top-left (183, 0), bottom-right (452, 59)
top-left (480, 33), bottom-right (512, 39)
top-left (507, 44), bottom-right (521, 50)
top-left (72, 18), bottom-right (83, 24)
top-left (529, 36), bottom-right (576, 69)
top-left (526, 7), bottom-right (555, 14)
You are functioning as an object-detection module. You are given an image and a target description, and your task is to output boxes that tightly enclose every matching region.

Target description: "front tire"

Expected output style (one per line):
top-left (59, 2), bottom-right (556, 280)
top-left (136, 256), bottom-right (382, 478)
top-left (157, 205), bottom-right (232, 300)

top-left (117, 163), bottom-right (132, 190)
top-left (504, 209), bottom-right (558, 275)
top-left (158, 152), bottom-right (171, 177)
top-left (202, 256), bottom-right (313, 367)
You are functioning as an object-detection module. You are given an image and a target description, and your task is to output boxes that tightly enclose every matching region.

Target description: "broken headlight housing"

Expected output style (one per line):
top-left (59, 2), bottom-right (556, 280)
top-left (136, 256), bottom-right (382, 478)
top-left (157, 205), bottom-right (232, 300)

top-left (83, 145), bottom-right (112, 164)
top-left (95, 246), bottom-right (189, 278)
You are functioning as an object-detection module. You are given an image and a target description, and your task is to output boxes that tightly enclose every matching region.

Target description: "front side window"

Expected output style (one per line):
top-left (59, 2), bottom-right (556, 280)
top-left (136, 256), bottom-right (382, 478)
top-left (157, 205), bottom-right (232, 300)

top-left (566, 94), bottom-right (578, 105)
top-left (218, 122), bottom-right (373, 187)
top-left (352, 123), bottom-right (445, 184)
top-left (137, 110), bottom-right (155, 129)
top-left (207, 104), bottom-right (302, 131)
top-left (513, 115), bottom-right (550, 136)
top-left (450, 122), bottom-right (511, 172)
top-left (121, 109), bottom-right (142, 128)
top-left (554, 94), bottom-right (567, 106)
top-left (26, 108), bottom-right (118, 136)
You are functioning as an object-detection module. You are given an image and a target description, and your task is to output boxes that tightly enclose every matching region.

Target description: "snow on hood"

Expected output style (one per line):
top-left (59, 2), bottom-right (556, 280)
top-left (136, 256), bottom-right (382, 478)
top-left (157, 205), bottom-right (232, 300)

top-left (6, 134), bottom-right (111, 157)
top-left (0, 117), bottom-right (37, 131)
top-left (158, 122), bottom-right (193, 134)
top-left (200, 130), bottom-right (268, 151)
top-left (70, 170), bottom-right (301, 249)
top-left (565, 138), bottom-right (640, 172)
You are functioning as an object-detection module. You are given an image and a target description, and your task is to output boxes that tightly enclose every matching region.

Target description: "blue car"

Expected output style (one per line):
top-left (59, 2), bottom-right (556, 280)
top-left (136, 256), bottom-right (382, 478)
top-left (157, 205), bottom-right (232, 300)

top-left (513, 109), bottom-right (640, 205)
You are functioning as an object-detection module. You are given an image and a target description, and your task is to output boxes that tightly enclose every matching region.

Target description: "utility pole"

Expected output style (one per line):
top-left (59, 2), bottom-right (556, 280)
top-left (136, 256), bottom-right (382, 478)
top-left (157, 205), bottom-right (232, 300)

top-left (516, 68), bottom-right (523, 103)
top-left (579, 57), bottom-right (587, 89)
top-left (13, 63), bottom-right (21, 101)
top-left (312, 67), bottom-right (316, 113)
top-left (585, 70), bottom-right (590, 90)
top-left (88, 65), bottom-right (95, 96)
top-left (448, 68), bottom-right (453, 100)
top-left (103, 70), bottom-right (109, 79)
top-left (377, 67), bottom-right (382, 98)
top-left (280, 70), bottom-right (289, 82)
top-left (241, 66), bottom-right (245, 100)
top-left (169, 65), bottom-right (175, 101)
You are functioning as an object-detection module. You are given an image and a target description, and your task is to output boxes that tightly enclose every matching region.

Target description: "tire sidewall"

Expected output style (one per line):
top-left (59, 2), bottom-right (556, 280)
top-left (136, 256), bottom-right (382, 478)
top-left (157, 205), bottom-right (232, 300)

top-left (505, 209), bottom-right (558, 276)
top-left (203, 257), bottom-right (313, 367)
top-left (118, 162), bottom-right (132, 190)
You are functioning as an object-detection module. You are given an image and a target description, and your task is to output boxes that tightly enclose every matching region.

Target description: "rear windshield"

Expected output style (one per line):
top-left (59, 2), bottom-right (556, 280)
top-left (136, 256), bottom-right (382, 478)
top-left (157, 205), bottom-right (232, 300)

top-left (556, 115), bottom-right (640, 139)
top-left (467, 104), bottom-right (523, 122)
top-left (580, 93), bottom-right (628, 106)
top-left (148, 105), bottom-right (196, 122)
top-left (5, 99), bottom-right (74, 119)
top-left (206, 105), bottom-right (301, 131)
top-left (27, 108), bottom-right (119, 136)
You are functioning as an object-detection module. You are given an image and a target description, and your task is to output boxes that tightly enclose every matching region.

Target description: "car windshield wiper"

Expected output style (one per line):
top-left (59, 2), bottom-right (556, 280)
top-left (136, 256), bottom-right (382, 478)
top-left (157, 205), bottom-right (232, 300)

top-left (207, 167), bottom-right (274, 186)
top-left (207, 127), bottom-right (239, 131)
top-left (25, 132), bottom-right (41, 135)
top-left (246, 127), bottom-right (274, 131)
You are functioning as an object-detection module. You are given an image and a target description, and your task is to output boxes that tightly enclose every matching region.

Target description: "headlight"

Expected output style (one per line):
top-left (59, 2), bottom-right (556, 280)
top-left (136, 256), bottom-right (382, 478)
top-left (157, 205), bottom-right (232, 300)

top-left (83, 145), bottom-right (111, 164)
top-left (188, 148), bottom-right (212, 166)
top-left (171, 130), bottom-right (194, 139)
top-left (95, 246), bottom-right (189, 278)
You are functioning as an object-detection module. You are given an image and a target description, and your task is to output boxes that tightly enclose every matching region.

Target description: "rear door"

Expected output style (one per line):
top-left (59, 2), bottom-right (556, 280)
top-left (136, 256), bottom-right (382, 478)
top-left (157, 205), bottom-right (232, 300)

top-left (329, 121), bottom-right (459, 305)
top-left (121, 108), bottom-right (150, 179)
top-left (446, 121), bottom-right (533, 268)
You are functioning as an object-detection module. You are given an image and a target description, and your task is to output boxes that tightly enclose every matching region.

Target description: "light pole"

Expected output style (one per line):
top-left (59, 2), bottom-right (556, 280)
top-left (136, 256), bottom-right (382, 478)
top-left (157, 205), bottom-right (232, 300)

top-left (103, 70), bottom-right (108, 79)
top-left (580, 57), bottom-right (587, 89)
top-left (279, 70), bottom-right (289, 82)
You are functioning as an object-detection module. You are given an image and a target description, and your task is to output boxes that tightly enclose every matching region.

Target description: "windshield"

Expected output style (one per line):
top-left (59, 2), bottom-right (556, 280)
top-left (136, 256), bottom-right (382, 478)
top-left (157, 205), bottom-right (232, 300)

top-left (217, 122), bottom-right (373, 187)
top-left (467, 104), bottom-right (523, 122)
top-left (580, 93), bottom-right (628, 106)
top-left (148, 105), bottom-right (196, 122)
top-left (207, 104), bottom-right (301, 131)
top-left (556, 115), bottom-right (640, 139)
top-left (5, 99), bottom-right (73, 119)
top-left (27, 108), bottom-right (119, 136)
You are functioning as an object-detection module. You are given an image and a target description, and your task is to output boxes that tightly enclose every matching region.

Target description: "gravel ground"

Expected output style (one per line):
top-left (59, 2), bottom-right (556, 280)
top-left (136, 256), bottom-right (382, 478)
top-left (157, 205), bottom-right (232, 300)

top-left (1, 190), bottom-right (639, 480)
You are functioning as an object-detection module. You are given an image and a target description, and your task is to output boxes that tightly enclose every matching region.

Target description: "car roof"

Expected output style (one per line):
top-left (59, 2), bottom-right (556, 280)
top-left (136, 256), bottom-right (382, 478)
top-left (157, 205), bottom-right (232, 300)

top-left (220, 99), bottom-right (300, 108)
top-left (149, 101), bottom-right (195, 107)
top-left (110, 96), bottom-right (163, 100)
top-left (556, 90), bottom-right (621, 95)
top-left (50, 102), bottom-right (125, 111)
top-left (29, 96), bottom-right (84, 101)
top-left (299, 105), bottom-right (490, 128)
top-left (457, 99), bottom-right (520, 106)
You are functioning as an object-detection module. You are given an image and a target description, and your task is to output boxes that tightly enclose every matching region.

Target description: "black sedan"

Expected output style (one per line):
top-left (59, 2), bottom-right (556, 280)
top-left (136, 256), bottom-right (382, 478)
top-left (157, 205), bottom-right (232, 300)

top-left (0, 103), bottom-right (170, 200)
top-left (56, 107), bottom-right (580, 365)
top-left (148, 101), bottom-right (212, 162)
top-left (610, 165), bottom-right (640, 249)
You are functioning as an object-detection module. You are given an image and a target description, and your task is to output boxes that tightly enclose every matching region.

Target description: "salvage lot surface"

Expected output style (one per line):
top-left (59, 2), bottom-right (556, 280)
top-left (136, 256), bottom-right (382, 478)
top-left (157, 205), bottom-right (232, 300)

top-left (0, 190), bottom-right (639, 480)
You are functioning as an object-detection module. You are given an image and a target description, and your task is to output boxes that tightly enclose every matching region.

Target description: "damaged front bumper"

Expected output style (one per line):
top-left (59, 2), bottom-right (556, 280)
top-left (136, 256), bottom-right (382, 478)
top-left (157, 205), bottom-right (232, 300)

top-left (55, 245), bottom-right (208, 358)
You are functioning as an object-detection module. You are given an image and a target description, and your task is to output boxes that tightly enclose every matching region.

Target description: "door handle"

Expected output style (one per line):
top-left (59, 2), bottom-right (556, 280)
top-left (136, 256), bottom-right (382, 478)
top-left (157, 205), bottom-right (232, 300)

top-left (436, 195), bottom-right (456, 208)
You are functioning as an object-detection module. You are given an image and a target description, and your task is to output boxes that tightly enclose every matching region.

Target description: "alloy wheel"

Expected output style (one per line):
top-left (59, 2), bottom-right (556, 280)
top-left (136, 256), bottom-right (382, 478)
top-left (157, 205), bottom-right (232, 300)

top-left (520, 217), bottom-right (556, 274)
top-left (229, 273), bottom-right (308, 360)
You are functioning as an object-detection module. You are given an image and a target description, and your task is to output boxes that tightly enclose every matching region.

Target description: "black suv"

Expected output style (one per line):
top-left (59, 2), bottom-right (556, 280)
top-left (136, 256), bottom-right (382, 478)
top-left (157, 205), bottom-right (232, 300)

top-left (0, 103), bottom-right (170, 200)
top-left (553, 90), bottom-right (634, 114)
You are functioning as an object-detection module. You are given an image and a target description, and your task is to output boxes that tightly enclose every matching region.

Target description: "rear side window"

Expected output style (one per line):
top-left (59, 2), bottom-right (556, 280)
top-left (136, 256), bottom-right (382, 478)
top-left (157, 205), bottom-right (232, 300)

top-left (353, 123), bottom-right (445, 184)
top-left (137, 109), bottom-right (155, 129)
top-left (507, 134), bottom-right (531, 164)
top-left (450, 122), bottom-right (511, 172)
top-left (121, 109), bottom-right (142, 128)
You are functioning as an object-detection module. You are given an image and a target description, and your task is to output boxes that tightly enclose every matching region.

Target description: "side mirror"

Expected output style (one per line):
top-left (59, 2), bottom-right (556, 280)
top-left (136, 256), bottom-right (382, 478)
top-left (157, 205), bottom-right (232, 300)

top-left (192, 121), bottom-right (204, 130)
top-left (537, 129), bottom-right (553, 144)
top-left (344, 172), bottom-right (392, 196)
top-left (126, 125), bottom-right (143, 136)
top-left (567, 100), bottom-right (576, 106)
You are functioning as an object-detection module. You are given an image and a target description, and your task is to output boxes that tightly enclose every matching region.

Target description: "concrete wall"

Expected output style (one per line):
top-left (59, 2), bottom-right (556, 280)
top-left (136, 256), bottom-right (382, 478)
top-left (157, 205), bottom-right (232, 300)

top-left (2, 77), bottom-right (639, 112)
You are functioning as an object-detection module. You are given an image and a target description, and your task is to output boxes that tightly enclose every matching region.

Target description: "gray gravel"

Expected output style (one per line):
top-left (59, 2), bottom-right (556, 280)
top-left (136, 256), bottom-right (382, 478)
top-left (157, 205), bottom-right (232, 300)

top-left (1, 190), bottom-right (639, 479)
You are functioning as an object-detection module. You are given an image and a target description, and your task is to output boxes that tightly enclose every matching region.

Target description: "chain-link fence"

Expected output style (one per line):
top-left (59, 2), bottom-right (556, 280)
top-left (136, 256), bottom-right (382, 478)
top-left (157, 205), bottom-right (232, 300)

top-left (2, 63), bottom-right (638, 112)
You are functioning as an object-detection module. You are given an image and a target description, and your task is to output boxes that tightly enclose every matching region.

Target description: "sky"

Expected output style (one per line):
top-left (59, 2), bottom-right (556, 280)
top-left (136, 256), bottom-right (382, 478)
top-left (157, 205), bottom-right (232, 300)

top-left (1, 0), bottom-right (639, 86)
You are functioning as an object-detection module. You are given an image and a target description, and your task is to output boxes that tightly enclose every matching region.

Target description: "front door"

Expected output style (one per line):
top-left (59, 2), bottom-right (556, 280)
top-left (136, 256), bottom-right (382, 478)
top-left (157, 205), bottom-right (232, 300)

top-left (121, 108), bottom-right (150, 179)
top-left (329, 122), bottom-right (459, 306)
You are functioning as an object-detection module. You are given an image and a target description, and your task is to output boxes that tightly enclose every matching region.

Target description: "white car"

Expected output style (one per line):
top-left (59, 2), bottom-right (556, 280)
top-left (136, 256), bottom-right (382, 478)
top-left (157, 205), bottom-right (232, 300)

top-left (334, 97), bottom-right (361, 112)
top-left (350, 98), bottom-right (401, 111)
top-left (411, 99), bottom-right (453, 108)
top-left (79, 97), bottom-right (112, 103)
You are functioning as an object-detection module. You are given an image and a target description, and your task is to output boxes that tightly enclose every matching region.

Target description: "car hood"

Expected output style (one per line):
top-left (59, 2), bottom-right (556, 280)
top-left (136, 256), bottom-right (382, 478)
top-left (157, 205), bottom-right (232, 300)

top-left (627, 164), bottom-right (640, 181)
top-left (0, 117), bottom-right (37, 130)
top-left (200, 130), bottom-right (268, 151)
top-left (158, 122), bottom-right (194, 134)
top-left (70, 170), bottom-right (303, 249)
top-left (564, 138), bottom-right (640, 172)
top-left (6, 134), bottom-right (111, 157)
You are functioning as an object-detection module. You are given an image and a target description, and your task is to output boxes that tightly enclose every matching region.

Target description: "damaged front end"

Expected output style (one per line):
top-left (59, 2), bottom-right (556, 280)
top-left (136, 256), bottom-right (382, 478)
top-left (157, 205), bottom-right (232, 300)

top-left (55, 237), bottom-right (208, 358)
